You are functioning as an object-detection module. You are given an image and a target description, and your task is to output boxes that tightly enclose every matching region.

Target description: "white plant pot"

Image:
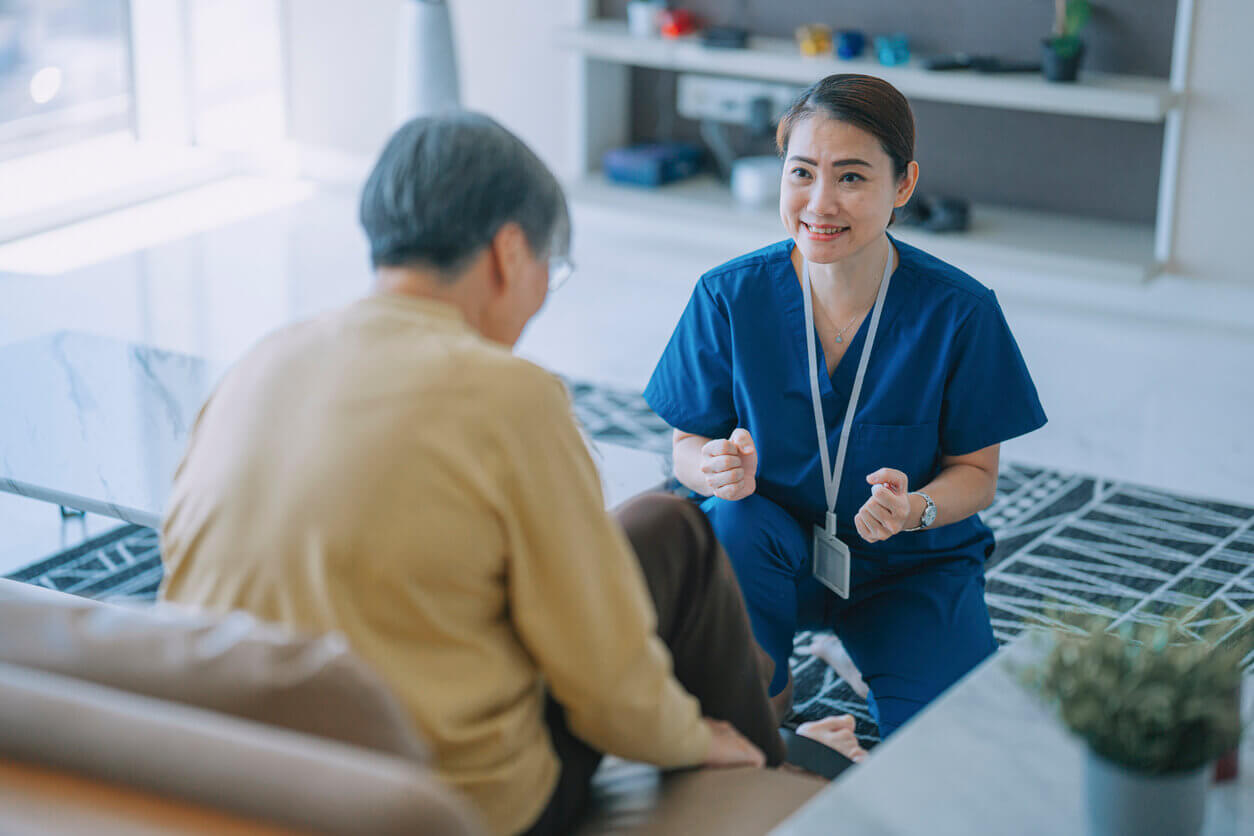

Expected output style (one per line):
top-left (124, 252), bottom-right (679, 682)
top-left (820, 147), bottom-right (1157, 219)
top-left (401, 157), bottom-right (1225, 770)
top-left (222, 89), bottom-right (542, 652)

top-left (731, 155), bottom-right (783, 209)
top-left (1085, 748), bottom-right (1208, 836)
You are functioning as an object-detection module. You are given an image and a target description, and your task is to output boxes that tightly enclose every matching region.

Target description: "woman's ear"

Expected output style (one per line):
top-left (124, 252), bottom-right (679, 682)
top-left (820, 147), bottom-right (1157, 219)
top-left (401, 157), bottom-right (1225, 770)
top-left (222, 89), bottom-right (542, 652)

top-left (487, 222), bottom-right (528, 297)
top-left (895, 161), bottom-right (921, 209)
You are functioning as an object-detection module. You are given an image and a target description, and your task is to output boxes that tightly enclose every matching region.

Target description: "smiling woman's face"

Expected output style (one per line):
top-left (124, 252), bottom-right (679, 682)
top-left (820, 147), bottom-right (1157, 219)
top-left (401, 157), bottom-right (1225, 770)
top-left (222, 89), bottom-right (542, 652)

top-left (780, 114), bottom-right (918, 266)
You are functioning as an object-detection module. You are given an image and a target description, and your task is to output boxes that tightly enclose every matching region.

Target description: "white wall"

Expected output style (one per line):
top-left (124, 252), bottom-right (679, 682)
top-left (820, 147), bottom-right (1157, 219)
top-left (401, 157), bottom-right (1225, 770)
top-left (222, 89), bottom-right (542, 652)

top-left (282, 0), bottom-right (404, 159)
top-left (281, 0), bottom-right (583, 177)
top-left (447, 0), bottom-right (585, 179)
top-left (1170, 0), bottom-right (1254, 284)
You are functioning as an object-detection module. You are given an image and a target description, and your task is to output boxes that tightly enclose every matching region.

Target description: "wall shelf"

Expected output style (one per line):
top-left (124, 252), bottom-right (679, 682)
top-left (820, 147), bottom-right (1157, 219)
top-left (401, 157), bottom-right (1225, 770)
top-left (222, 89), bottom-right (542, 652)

top-left (556, 21), bottom-right (1177, 124)
top-left (560, 6), bottom-right (1194, 284)
top-left (568, 175), bottom-right (1158, 285)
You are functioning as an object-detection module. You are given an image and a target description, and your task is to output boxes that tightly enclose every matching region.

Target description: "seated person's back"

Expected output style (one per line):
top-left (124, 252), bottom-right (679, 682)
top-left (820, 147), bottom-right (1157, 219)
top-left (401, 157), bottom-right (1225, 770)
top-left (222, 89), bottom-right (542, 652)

top-left (161, 292), bottom-right (712, 833)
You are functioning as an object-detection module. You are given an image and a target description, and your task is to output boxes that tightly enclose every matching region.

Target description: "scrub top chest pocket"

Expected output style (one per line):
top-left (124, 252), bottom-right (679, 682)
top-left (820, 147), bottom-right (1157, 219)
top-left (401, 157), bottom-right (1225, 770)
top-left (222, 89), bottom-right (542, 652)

top-left (843, 422), bottom-right (940, 520)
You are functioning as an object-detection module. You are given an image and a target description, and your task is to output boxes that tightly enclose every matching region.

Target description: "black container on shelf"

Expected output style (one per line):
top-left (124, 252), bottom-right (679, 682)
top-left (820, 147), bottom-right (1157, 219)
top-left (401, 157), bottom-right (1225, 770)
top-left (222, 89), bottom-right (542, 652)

top-left (1041, 38), bottom-right (1086, 82)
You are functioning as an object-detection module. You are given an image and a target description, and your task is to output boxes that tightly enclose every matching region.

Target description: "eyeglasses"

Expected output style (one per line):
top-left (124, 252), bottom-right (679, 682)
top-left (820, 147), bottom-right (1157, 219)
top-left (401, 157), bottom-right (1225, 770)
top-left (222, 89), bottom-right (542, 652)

top-left (548, 254), bottom-right (575, 292)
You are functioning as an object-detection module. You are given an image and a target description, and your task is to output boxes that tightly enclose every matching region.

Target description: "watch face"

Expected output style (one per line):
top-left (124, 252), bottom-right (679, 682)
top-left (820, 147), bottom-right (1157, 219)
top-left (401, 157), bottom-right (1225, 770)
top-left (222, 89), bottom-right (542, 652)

top-left (921, 498), bottom-right (937, 527)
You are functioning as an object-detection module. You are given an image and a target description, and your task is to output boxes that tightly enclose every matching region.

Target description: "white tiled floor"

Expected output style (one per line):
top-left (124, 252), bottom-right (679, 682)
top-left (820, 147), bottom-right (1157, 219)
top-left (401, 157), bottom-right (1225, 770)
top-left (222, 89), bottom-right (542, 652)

top-left (2, 181), bottom-right (1252, 577)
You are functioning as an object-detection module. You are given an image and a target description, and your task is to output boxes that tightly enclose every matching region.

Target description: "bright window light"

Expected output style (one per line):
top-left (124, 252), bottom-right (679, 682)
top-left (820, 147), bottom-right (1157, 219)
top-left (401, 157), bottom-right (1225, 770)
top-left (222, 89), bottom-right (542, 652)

top-left (28, 66), bottom-right (63, 104)
top-left (0, 177), bottom-right (317, 275)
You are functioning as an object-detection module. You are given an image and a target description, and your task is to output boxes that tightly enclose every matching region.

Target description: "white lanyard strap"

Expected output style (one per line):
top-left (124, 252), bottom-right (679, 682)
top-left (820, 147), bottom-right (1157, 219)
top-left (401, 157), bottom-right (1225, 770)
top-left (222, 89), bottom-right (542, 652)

top-left (802, 246), bottom-right (894, 516)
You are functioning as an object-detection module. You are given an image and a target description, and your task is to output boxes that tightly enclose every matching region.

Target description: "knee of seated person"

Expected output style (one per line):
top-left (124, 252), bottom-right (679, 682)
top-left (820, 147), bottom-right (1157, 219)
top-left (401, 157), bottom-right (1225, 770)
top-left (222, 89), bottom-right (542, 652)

top-left (702, 493), bottom-right (786, 536)
top-left (618, 492), bottom-right (712, 560)
top-left (617, 490), bottom-right (688, 522)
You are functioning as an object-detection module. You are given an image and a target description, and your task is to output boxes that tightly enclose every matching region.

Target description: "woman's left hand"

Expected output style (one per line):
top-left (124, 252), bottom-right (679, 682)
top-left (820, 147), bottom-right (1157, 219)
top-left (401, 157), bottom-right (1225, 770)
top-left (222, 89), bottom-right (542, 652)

top-left (855, 468), bottom-right (912, 543)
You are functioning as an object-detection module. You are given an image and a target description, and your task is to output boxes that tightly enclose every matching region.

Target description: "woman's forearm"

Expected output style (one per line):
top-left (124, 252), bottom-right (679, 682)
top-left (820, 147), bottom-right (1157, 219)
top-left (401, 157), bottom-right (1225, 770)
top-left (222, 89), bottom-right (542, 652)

top-left (672, 430), bottom-right (714, 496)
top-left (909, 461), bottom-right (998, 529)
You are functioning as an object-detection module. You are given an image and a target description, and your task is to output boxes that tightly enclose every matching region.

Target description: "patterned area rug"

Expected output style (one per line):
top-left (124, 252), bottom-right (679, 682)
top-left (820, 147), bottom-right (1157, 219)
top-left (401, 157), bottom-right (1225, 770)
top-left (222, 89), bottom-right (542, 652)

top-left (789, 466), bottom-right (1254, 744)
top-left (10, 379), bottom-right (1254, 748)
top-left (5, 523), bottom-right (162, 601)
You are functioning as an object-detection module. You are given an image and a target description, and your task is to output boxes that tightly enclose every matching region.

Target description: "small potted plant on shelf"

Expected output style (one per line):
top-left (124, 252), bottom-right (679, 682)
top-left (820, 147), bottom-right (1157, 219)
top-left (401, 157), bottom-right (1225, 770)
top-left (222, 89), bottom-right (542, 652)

top-left (1042, 0), bottom-right (1092, 82)
top-left (1022, 611), bottom-right (1248, 836)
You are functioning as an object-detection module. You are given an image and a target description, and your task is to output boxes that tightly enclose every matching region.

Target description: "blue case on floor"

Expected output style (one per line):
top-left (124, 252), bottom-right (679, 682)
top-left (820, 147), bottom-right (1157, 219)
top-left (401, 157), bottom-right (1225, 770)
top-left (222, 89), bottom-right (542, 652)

top-left (602, 143), bottom-right (704, 187)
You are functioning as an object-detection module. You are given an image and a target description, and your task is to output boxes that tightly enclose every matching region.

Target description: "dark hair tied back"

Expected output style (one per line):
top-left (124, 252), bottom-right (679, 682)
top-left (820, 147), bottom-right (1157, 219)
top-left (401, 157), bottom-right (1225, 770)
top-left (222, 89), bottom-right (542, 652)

top-left (776, 74), bottom-right (915, 181)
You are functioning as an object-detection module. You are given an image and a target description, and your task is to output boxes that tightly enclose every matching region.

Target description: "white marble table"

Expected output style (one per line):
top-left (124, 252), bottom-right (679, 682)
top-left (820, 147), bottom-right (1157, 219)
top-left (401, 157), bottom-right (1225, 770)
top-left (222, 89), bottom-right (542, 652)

top-left (774, 636), bottom-right (1253, 835)
top-left (0, 330), bottom-right (669, 528)
top-left (0, 332), bottom-right (207, 528)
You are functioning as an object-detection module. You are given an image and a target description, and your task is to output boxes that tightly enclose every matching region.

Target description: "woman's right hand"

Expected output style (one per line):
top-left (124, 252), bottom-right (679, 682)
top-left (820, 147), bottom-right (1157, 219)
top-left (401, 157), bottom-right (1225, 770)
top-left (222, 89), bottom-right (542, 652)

top-left (700, 429), bottom-right (758, 501)
top-left (702, 717), bottom-right (766, 768)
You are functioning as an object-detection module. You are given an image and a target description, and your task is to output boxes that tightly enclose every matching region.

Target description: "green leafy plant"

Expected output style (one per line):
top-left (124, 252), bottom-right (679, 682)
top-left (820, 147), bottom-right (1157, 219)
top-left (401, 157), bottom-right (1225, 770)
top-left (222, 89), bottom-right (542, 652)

top-left (1022, 609), bottom-right (1249, 775)
top-left (1048, 0), bottom-right (1092, 58)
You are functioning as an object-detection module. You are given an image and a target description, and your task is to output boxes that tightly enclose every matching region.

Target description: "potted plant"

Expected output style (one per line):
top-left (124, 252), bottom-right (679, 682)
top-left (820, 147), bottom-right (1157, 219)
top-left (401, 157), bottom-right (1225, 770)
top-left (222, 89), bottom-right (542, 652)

top-left (1022, 613), bottom-right (1247, 836)
top-left (1042, 0), bottom-right (1092, 82)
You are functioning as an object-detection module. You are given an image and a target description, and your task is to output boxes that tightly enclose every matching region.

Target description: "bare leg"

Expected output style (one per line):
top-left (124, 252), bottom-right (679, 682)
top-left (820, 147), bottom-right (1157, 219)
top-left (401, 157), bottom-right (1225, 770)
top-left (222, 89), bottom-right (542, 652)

top-left (800, 634), bottom-right (869, 698)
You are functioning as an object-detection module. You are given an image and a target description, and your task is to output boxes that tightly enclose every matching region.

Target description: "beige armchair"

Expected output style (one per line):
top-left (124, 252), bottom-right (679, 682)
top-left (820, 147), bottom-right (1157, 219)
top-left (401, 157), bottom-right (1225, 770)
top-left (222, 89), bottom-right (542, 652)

top-left (0, 579), bottom-right (823, 835)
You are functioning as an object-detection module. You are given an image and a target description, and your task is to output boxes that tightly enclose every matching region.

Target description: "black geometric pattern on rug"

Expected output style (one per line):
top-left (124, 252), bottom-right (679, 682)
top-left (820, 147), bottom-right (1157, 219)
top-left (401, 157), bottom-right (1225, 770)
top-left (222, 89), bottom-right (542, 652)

top-left (11, 380), bottom-right (1254, 751)
top-left (4, 523), bottom-right (162, 600)
top-left (565, 378), bottom-right (673, 455)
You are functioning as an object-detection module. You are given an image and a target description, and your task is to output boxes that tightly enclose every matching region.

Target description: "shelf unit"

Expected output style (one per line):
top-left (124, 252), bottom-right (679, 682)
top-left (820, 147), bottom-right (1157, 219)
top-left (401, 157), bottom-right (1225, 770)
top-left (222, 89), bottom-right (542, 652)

top-left (569, 174), bottom-right (1157, 285)
top-left (556, 20), bottom-right (1177, 123)
top-left (557, 4), bottom-right (1195, 285)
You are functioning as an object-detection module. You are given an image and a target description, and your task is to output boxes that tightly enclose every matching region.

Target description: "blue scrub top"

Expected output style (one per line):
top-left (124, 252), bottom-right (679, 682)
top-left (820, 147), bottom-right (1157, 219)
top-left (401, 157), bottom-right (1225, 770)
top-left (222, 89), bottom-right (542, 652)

top-left (644, 235), bottom-right (1047, 568)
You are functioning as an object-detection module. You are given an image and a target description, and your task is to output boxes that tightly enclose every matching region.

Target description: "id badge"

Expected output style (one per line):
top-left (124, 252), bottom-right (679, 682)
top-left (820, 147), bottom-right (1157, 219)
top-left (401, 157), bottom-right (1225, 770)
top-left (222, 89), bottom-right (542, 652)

top-left (812, 512), bottom-right (851, 599)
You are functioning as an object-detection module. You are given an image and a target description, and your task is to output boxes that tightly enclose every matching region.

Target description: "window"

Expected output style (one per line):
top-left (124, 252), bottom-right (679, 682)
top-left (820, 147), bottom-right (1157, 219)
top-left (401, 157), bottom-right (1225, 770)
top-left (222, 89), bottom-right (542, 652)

top-left (0, 0), bottom-right (132, 162)
top-left (0, 0), bottom-right (296, 249)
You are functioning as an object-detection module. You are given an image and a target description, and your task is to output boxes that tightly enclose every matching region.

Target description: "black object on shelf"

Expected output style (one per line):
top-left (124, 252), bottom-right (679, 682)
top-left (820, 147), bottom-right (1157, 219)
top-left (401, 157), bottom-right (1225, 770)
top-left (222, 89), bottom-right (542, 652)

top-left (897, 195), bottom-right (971, 233)
top-left (702, 25), bottom-right (750, 49)
top-left (746, 95), bottom-right (774, 139)
top-left (923, 53), bottom-right (1041, 74)
top-left (1041, 38), bottom-right (1085, 82)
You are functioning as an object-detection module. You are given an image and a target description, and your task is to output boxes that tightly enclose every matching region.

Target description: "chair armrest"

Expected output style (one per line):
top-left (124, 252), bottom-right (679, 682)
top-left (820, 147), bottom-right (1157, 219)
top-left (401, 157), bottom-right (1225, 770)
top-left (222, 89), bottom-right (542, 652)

top-left (0, 662), bottom-right (484, 836)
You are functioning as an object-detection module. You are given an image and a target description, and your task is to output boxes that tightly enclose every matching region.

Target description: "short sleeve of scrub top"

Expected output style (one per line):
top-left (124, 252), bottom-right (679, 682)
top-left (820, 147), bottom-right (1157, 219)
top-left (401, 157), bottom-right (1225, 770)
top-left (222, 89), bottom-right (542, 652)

top-left (643, 277), bottom-right (738, 441)
top-left (939, 291), bottom-right (1046, 457)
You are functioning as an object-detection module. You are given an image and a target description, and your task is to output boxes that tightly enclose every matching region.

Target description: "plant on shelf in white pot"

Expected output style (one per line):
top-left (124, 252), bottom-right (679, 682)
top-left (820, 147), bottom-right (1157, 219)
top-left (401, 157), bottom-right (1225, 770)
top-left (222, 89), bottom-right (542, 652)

top-left (1022, 609), bottom-right (1247, 836)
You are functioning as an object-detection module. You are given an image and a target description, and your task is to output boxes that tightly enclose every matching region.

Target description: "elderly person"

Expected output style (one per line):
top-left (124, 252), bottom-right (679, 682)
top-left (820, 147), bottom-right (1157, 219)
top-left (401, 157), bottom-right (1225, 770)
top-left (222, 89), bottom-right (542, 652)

top-left (159, 113), bottom-right (861, 836)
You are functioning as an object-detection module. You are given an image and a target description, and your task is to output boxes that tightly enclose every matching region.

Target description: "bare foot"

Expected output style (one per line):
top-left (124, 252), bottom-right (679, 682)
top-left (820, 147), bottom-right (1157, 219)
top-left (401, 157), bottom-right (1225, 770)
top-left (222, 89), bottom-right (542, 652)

top-left (796, 715), bottom-right (867, 763)
top-left (801, 634), bottom-right (869, 699)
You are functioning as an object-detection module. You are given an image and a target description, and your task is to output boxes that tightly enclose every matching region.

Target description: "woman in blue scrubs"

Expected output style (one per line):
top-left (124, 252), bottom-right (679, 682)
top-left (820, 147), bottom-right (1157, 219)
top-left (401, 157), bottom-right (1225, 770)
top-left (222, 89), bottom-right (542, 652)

top-left (645, 74), bottom-right (1047, 737)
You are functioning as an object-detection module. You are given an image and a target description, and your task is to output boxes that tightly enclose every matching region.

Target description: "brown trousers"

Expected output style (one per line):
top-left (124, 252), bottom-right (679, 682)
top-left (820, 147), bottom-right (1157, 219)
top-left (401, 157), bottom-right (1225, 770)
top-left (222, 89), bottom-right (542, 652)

top-left (522, 493), bottom-right (784, 836)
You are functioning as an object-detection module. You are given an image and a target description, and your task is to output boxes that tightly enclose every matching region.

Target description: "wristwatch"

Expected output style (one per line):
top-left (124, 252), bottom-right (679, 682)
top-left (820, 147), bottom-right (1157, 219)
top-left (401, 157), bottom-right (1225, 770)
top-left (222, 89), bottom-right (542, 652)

top-left (904, 491), bottom-right (936, 531)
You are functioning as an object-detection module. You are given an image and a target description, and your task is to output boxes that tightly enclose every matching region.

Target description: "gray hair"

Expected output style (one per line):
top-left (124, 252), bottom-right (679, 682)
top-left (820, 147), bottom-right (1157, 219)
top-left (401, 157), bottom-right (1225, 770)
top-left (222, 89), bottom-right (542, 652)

top-left (359, 111), bottom-right (570, 280)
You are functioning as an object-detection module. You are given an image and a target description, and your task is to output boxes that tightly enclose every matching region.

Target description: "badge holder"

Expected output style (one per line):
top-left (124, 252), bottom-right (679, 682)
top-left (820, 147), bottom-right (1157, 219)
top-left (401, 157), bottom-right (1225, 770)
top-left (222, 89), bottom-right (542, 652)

top-left (812, 511), bottom-right (851, 598)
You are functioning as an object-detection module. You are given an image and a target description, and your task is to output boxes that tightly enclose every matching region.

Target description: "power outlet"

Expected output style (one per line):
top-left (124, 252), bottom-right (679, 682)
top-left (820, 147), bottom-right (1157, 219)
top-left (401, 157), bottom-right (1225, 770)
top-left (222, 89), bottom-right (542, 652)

top-left (676, 74), bottom-right (802, 126)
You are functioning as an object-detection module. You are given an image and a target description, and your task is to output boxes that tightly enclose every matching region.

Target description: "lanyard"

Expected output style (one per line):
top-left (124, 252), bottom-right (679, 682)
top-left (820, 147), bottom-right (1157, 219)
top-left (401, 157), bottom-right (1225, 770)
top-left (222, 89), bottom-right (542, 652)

top-left (802, 246), bottom-right (894, 527)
